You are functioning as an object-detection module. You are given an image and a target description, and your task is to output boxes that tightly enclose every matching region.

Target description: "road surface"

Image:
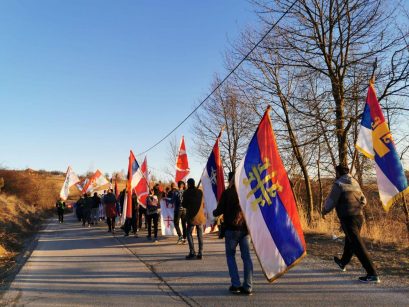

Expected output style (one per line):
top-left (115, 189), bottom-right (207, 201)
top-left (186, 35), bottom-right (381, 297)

top-left (1, 213), bottom-right (408, 306)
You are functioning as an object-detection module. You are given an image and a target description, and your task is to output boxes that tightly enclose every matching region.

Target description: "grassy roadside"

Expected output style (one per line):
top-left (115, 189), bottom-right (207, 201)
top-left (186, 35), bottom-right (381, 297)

top-left (305, 231), bottom-right (409, 288)
top-left (0, 194), bottom-right (53, 286)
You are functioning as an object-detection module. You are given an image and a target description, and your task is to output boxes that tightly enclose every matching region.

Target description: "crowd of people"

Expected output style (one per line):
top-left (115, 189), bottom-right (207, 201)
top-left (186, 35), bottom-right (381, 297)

top-left (56, 164), bottom-right (379, 296)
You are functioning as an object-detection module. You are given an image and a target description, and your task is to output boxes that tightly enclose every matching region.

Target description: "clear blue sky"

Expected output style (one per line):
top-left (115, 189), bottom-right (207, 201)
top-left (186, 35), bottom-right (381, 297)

top-left (0, 0), bottom-right (258, 181)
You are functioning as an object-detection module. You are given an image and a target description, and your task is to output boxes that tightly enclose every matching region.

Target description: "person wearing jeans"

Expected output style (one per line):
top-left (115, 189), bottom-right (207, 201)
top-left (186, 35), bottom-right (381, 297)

top-left (213, 172), bottom-right (253, 295)
top-left (182, 178), bottom-right (205, 260)
top-left (171, 181), bottom-right (187, 244)
top-left (225, 229), bottom-right (253, 294)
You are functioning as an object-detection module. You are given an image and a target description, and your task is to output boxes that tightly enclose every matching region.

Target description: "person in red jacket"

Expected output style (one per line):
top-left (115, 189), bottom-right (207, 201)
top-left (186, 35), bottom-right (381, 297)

top-left (104, 189), bottom-right (117, 233)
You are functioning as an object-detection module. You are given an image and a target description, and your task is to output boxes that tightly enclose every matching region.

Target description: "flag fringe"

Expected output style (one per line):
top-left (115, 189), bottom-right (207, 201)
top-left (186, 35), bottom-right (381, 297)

top-left (384, 187), bottom-right (409, 212)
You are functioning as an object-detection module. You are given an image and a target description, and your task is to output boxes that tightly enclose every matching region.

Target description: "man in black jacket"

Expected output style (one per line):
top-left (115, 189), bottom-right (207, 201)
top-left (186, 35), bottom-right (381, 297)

top-left (213, 172), bottom-right (253, 295)
top-left (182, 178), bottom-right (204, 260)
top-left (171, 181), bottom-right (187, 244)
top-left (323, 165), bottom-right (379, 283)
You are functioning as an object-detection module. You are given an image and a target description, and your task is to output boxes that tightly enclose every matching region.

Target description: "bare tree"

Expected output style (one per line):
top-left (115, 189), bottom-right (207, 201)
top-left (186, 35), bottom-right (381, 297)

top-left (193, 77), bottom-right (258, 173)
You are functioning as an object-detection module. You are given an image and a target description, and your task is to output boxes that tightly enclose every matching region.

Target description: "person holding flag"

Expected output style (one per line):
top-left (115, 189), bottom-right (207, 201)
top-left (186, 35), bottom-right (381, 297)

top-left (234, 106), bottom-right (306, 283)
top-left (213, 172), bottom-right (253, 295)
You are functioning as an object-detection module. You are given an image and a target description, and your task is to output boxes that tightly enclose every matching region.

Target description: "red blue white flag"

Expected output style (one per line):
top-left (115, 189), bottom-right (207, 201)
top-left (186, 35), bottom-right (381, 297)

top-left (125, 150), bottom-right (144, 218)
top-left (235, 106), bottom-right (306, 282)
top-left (356, 81), bottom-right (409, 211)
top-left (201, 131), bottom-right (225, 232)
top-left (135, 156), bottom-right (149, 208)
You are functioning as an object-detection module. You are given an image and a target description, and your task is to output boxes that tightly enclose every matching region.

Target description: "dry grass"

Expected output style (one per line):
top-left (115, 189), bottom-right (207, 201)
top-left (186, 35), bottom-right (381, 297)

top-left (0, 169), bottom-right (66, 260)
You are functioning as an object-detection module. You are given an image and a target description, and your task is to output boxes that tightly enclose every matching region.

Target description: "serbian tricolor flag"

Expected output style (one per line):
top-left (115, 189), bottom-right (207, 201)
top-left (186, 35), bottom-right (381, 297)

top-left (59, 166), bottom-right (80, 200)
top-left (356, 80), bottom-right (409, 211)
top-left (175, 136), bottom-right (190, 182)
top-left (200, 131), bottom-right (225, 232)
top-left (125, 150), bottom-right (144, 218)
top-left (235, 106), bottom-right (306, 282)
top-left (81, 169), bottom-right (109, 194)
top-left (135, 156), bottom-right (149, 208)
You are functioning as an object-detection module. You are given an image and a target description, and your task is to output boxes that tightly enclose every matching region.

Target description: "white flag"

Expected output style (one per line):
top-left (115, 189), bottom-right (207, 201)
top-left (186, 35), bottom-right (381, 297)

top-left (60, 166), bottom-right (80, 200)
top-left (160, 198), bottom-right (178, 236)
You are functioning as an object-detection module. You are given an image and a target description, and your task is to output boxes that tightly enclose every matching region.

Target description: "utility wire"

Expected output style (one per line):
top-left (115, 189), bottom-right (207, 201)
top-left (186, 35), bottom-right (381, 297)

top-left (136, 0), bottom-right (298, 157)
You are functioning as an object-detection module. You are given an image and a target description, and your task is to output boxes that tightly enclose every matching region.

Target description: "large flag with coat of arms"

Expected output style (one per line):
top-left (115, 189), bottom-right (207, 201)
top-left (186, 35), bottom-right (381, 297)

top-left (356, 80), bottom-right (409, 211)
top-left (235, 106), bottom-right (306, 282)
top-left (200, 131), bottom-right (225, 233)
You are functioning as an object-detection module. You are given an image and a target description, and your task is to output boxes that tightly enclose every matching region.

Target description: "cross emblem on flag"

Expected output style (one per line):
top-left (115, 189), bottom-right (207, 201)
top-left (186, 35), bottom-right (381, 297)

top-left (164, 216), bottom-right (173, 228)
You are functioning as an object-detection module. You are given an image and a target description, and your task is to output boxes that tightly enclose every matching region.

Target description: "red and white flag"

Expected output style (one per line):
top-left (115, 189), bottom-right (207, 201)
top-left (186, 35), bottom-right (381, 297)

top-left (59, 166), bottom-right (80, 200)
top-left (82, 169), bottom-right (109, 194)
top-left (175, 136), bottom-right (190, 182)
top-left (135, 156), bottom-right (149, 208)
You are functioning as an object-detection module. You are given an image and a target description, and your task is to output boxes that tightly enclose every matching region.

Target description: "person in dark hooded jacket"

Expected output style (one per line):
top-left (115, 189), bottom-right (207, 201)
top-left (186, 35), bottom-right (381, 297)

top-left (182, 178), bottom-right (205, 260)
top-left (323, 165), bottom-right (379, 283)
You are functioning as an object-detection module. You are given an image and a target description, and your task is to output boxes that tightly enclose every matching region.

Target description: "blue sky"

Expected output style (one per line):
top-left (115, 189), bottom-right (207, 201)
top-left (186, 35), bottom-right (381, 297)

top-left (0, 0), bottom-right (258, 180)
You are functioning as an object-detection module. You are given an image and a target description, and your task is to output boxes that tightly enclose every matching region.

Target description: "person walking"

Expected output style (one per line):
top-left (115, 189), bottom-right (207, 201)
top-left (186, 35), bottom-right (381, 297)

top-left (322, 165), bottom-right (380, 283)
top-left (104, 189), bottom-right (117, 233)
top-left (91, 192), bottom-right (101, 225)
top-left (138, 204), bottom-right (147, 231)
top-left (124, 192), bottom-right (139, 237)
top-left (182, 178), bottom-right (205, 260)
top-left (75, 195), bottom-right (85, 222)
top-left (55, 198), bottom-right (66, 224)
top-left (171, 181), bottom-right (187, 244)
top-left (146, 190), bottom-right (159, 242)
top-left (213, 172), bottom-right (253, 295)
top-left (83, 193), bottom-right (93, 227)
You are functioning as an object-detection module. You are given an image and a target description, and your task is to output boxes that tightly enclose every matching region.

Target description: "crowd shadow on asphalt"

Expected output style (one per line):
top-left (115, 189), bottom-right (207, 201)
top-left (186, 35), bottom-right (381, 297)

top-left (4, 214), bottom-right (407, 306)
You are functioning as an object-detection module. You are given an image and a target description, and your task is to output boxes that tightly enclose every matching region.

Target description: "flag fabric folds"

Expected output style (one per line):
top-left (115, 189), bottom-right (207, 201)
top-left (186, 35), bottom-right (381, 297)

top-left (59, 166), bottom-right (80, 200)
top-left (200, 132), bottom-right (225, 232)
top-left (356, 81), bottom-right (409, 211)
top-left (235, 106), bottom-right (306, 282)
top-left (175, 136), bottom-right (190, 183)
top-left (135, 156), bottom-right (149, 208)
top-left (126, 151), bottom-right (144, 218)
top-left (76, 178), bottom-right (88, 193)
top-left (81, 170), bottom-right (109, 194)
top-left (160, 198), bottom-right (178, 236)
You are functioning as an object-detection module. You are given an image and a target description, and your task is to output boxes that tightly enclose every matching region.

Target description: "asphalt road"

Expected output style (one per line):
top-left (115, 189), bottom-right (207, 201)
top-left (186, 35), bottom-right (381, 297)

top-left (1, 213), bottom-right (408, 306)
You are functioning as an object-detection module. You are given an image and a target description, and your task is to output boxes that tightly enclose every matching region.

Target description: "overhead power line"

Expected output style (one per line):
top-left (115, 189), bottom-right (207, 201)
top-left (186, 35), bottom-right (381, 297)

top-left (136, 0), bottom-right (298, 157)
